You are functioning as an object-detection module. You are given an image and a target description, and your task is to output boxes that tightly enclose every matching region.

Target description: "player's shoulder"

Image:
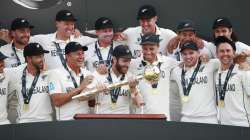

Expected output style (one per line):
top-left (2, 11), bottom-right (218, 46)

top-left (4, 63), bottom-right (26, 78)
top-left (235, 41), bottom-right (250, 50)
top-left (123, 26), bottom-right (141, 35)
top-left (0, 43), bottom-right (12, 54)
top-left (158, 27), bottom-right (176, 35)
top-left (30, 33), bottom-right (54, 43)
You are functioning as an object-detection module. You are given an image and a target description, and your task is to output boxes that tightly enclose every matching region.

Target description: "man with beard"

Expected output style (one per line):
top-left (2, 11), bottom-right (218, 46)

top-left (94, 45), bottom-right (142, 114)
top-left (129, 33), bottom-right (178, 120)
top-left (0, 52), bottom-right (10, 125)
top-left (5, 43), bottom-right (53, 123)
top-left (0, 18), bottom-right (33, 68)
top-left (30, 9), bottom-right (96, 70)
top-left (115, 4), bottom-right (176, 58)
top-left (207, 17), bottom-right (250, 58)
top-left (48, 42), bottom-right (96, 120)
top-left (166, 20), bottom-right (212, 61)
top-left (86, 17), bottom-right (119, 74)
top-left (214, 36), bottom-right (250, 127)
top-left (0, 18), bottom-right (34, 124)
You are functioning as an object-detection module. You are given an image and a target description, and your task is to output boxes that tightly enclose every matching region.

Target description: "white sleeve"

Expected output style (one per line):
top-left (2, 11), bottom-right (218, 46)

top-left (209, 59), bottom-right (220, 72)
top-left (242, 71), bottom-right (250, 96)
top-left (169, 80), bottom-right (182, 121)
top-left (74, 36), bottom-right (96, 46)
top-left (48, 70), bottom-right (63, 95)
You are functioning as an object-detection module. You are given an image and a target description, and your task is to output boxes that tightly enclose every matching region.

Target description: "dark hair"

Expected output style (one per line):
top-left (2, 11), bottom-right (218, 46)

top-left (214, 36), bottom-right (236, 51)
top-left (213, 27), bottom-right (238, 42)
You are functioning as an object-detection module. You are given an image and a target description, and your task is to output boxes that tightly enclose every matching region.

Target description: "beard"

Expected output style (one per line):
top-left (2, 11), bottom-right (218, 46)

top-left (31, 60), bottom-right (43, 71)
top-left (115, 63), bottom-right (128, 75)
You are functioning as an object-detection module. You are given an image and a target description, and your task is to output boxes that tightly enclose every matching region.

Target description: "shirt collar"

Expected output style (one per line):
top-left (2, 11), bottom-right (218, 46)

top-left (52, 32), bottom-right (75, 44)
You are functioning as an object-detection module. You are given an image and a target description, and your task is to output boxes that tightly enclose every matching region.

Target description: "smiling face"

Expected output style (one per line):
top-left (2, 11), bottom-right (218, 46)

top-left (178, 30), bottom-right (196, 44)
top-left (56, 20), bottom-right (75, 38)
top-left (216, 42), bottom-right (235, 67)
top-left (181, 48), bottom-right (200, 68)
top-left (11, 28), bottom-right (31, 46)
top-left (66, 49), bottom-right (85, 68)
top-left (142, 44), bottom-right (159, 63)
top-left (113, 57), bottom-right (131, 75)
top-left (139, 16), bottom-right (157, 34)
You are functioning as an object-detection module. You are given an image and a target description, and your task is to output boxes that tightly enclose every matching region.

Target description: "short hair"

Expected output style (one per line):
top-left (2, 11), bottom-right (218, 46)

top-left (214, 36), bottom-right (236, 52)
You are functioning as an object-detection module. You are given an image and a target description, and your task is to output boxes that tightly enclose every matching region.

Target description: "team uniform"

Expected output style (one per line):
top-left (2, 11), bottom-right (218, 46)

top-left (30, 33), bottom-right (96, 69)
top-left (85, 41), bottom-right (121, 72)
top-left (48, 66), bottom-right (96, 120)
top-left (94, 70), bottom-right (134, 114)
top-left (122, 26), bottom-right (176, 58)
top-left (5, 64), bottom-right (52, 123)
top-left (0, 43), bottom-right (25, 68)
top-left (171, 59), bottom-right (220, 124)
top-left (207, 41), bottom-right (250, 58)
top-left (129, 54), bottom-right (178, 120)
top-left (0, 72), bottom-right (10, 125)
top-left (216, 64), bottom-right (250, 127)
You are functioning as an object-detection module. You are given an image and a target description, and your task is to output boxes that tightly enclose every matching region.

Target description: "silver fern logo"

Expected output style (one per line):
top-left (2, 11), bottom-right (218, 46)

top-left (13, 0), bottom-right (67, 10)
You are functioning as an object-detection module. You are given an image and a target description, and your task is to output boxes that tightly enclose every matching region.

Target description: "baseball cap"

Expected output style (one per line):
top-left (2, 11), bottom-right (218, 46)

top-left (95, 17), bottom-right (113, 30)
top-left (23, 43), bottom-right (49, 57)
top-left (177, 19), bottom-right (196, 32)
top-left (56, 10), bottom-right (77, 21)
top-left (0, 52), bottom-right (8, 61)
top-left (214, 36), bottom-right (236, 51)
top-left (11, 18), bottom-right (34, 30)
top-left (137, 5), bottom-right (157, 20)
top-left (65, 42), bottom-right (88, 54)
top-left (212, 17), bottom-right (232, 29)
top-left (180, 41), bottom-right (199, 52)
top-left (140, 33), bottom-right (160, 45)
top-left (112, 45), bottom-right (133, 59)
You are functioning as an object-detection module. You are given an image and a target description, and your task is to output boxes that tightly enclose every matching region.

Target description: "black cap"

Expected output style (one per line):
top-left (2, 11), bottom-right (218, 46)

top-left (56, 10), bottom-right (77, 21)
top-left (140, 33), bottom-right (160, 45)
top-left (212, 17), bottom-right (232, 29)
top-left (24, 43), bottom-right (49, 57)
top-left (214, 36), bottom-right (236, 51)
top-left (112, 45), bottom-right (133, 59)
top-left (180, 41), bottom-right (199, 52)
top-left (65, 42), bottom-right (88, 54)
top-left (177, 19), bottom-right (196, 32)
top-left (11, 18), bottom-right (34, 30)
top-left (95, 17), bottom-right (113, 30)
top-left (0, 52), bottom-right (8, 61)
top-left (137, 5), bottom-right (157, 20)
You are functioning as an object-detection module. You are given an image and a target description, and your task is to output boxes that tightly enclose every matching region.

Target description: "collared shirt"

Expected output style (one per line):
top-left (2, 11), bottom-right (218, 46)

top-left (129, 54), bottom-right (178, 120)
top-left (94, 70), bottom-right (133, 114)
top-left (0, 43), bottom-right (25, 68)
top-left (123, 26), bottom-right (176, 58)
top-left (171, 59), bottom-right (220, 121)
top-left (48, 65), bottom-right (96, 120)
top-left (5, 64), bottom-right (52, 123)
top-left (215, 64), bottom-right (250, 127)
top-left (0, 72), bottom-right (10, 125)
top-left (30, 32), bottom-right (96, 70)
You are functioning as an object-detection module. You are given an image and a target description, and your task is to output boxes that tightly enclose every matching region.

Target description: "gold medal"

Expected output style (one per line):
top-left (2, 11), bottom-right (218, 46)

top-left (182, 96), bottom-right (190, 103)
top-left (218, 100), bottom-right (225, 108)
top-left (111, 102), bottom-right (117, 110)
top-left (23, 103), bottom-right (29, 112)
top-left (152, 88), bottom-right (159, 94)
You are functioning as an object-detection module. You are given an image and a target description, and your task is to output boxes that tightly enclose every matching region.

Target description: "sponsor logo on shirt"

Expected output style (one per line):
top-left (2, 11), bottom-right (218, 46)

top-left (48, 82), bottom-right (55, 91)
top-left (185, 76), bottom-right (208, 85)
